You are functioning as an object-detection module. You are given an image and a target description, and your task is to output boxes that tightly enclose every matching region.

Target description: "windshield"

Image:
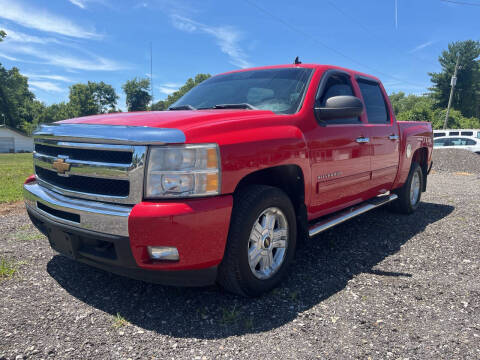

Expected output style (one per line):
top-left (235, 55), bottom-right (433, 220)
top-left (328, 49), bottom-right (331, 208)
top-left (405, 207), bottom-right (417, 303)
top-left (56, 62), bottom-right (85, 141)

top-left (171, 68), bottom-right (313, 114)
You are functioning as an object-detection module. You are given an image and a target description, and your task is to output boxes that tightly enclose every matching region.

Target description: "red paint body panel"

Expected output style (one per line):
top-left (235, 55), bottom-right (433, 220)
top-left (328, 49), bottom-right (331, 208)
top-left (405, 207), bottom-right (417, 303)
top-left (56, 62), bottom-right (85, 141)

top-left (57, 64), bottom-right (432, 273)
top-left (128, 196), bottom-right (233, 271)
top-left (392, 122), bottom-right (433, 190)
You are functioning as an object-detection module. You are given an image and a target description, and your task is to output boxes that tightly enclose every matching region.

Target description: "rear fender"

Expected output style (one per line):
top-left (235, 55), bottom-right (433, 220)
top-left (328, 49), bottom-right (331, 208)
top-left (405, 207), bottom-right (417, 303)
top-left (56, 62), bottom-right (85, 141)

top-left (392, 124), bottom-right (433, 190)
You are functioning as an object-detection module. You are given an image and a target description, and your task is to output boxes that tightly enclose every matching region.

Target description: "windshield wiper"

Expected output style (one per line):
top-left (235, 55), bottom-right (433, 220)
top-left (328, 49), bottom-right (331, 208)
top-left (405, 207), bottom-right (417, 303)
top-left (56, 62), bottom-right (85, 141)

top-left (168, 104), bottom-right (197, 110)
top-left (210, 103), bottom-right (257, 110)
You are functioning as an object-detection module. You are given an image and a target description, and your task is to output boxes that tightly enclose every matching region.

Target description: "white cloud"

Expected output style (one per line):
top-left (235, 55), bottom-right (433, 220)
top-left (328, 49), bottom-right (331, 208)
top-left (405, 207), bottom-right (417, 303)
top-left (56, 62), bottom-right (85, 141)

top-left (0, 52), bottom-right (19, 61)
top-left (409, 41), bottom-right (434, 54)
top-left (157, 82), bottom-right (183, 95)
top-left (0, 0), bottom-right (100, 39)
top-left (68, 0), bottom-right (87, 9)
top-left (24, 73), bottom-right (74, 82)
top-left (3, 45), bottom-right (125, 71)
top-left (29, 80), bottom-right (64, 92)
top-left (382, 79), bottom-right (428, 95)
top-left (0, 27), bottom-right (60, 44)
top-left (162, 82), bottom-right (182, 88)
top-left (170, 15), bottom-right (251, 68)
top-left (157, 86), bottom-right (178, 95)
top-left (134, 2), bottom-right (149, 9)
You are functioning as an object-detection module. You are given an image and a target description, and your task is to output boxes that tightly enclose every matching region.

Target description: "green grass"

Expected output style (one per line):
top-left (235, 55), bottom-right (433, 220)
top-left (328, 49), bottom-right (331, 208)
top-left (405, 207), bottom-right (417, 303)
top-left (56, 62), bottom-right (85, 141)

top-left (0, 153), bottom-right (33, 204)
top-left (220, 306), bottom-right (240, 325)
top-left (13, 230), bottom-right (44, 241)
top-left (112, 313), bottom-right (128, 328)
top-left (0, 258), bottom-right (19, 280)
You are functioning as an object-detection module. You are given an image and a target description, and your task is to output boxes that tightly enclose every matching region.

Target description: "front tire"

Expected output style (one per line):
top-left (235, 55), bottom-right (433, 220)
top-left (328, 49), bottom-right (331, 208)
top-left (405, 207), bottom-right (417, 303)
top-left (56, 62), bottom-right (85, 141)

top-left (217, 185), bottom-right (297, 297)
top-left (391, 162), bottom-right (423, 214)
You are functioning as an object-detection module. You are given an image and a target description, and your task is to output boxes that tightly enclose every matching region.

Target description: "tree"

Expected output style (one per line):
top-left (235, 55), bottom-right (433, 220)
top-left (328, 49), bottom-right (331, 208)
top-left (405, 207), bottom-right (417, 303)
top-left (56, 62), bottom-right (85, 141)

top-left (20, 99), bottom-right (46, 135)
top-left (429, 40), bottom-right (480, 118)
top-left (389, 90), bottom-right (480, 129)
top-left (151, 73), bottom-right (211, 110)
top-left (0, 65), bottom-right (36, 130)
top-left (390, 92), bottom-right (435, 122)
top-left (69, 81), bottom-right (118, 117)
top-left (0, 30), bottom-right (6, 42)
top-left (122, 78), bottom-right (151, 111)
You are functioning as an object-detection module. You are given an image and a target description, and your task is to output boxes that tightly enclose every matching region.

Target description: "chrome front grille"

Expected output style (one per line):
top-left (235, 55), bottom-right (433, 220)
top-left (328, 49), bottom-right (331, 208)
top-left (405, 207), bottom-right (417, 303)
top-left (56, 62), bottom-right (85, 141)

top-left (31, 123), bottom-right (186, 206)
top-left (33, 139), bottom-right (147, 204)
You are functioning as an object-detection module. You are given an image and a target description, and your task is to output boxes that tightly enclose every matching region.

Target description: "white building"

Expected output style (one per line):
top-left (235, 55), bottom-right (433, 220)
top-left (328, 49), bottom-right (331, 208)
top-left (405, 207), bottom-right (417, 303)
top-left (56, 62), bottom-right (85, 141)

top-left (0, 125), bottom-right (34, 153)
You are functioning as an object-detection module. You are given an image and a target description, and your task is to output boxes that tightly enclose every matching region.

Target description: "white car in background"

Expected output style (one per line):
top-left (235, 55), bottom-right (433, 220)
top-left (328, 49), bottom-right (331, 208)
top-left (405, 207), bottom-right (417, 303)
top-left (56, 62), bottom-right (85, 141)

top-left (434, 129), bottom-right (480, 138)
top-left (433, 136), bottom-right (480, 154)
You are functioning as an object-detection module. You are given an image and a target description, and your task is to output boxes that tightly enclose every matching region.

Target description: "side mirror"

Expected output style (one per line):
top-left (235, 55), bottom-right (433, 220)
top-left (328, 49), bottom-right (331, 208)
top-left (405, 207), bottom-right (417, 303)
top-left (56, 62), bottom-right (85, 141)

top-left (314, 95), bottom-right (364, 121)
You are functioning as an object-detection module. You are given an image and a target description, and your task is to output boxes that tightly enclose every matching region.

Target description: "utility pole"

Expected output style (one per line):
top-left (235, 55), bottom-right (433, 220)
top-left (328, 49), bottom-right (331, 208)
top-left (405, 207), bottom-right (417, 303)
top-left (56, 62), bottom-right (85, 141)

top-left (444, 53), bottom-right (461, 130)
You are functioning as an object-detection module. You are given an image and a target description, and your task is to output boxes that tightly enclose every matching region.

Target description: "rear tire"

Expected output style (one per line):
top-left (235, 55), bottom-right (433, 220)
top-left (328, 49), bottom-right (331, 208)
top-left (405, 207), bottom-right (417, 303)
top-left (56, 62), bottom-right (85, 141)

top-left (217, 185), bottom-right (297, 297)
top-left (390, 162), bottom-right (423, 214)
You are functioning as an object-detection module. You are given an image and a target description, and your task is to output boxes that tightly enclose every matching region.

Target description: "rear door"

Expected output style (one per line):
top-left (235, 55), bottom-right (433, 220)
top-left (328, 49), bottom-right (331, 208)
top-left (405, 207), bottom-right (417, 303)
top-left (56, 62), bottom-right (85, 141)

top-left (306, 70), bottom-right (372, 218)
top-left (356, 77), bottom-right (400, 193)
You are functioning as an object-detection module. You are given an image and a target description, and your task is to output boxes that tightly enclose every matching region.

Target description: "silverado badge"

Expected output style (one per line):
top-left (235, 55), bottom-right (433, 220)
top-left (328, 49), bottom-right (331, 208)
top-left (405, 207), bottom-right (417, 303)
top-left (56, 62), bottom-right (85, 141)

top-left (52, 158), bottom-right (71, 175)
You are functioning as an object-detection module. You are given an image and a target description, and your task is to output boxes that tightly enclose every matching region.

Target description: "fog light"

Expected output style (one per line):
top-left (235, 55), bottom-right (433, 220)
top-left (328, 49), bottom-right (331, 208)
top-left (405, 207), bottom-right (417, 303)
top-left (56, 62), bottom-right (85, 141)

top-left (147, 246), bottom-right (179, 261)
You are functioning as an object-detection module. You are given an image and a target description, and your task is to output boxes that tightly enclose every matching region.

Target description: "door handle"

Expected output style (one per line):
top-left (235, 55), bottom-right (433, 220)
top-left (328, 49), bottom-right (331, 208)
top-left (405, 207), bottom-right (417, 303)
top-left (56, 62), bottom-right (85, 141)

top-left (356, 137), bottom-right (370, 143)
top-left (388, 134), bottom-right (399, 140)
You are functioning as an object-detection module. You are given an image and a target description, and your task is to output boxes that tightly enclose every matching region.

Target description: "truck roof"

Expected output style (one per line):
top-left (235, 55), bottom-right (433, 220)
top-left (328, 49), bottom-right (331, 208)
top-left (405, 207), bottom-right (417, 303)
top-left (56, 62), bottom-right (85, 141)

top-left (217, 63), bottom-right (381, 83)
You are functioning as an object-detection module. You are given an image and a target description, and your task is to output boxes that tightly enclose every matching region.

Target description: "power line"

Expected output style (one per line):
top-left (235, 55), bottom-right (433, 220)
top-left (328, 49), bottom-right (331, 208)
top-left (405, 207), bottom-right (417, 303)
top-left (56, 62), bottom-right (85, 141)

top-left (440, 0), bottom-right (480, 6)
top-left (324, 0), bottom-right (436, 67)
top-left (242, 0), bottom-right (426, 88)
top-left (324, 0), bottom-right (374, 35)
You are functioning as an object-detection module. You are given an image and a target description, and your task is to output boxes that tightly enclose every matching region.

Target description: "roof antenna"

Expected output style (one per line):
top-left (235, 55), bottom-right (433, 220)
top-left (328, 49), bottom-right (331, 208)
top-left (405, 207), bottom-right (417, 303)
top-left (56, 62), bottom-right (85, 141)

top-left (294, 56), bottom-right (301, 65)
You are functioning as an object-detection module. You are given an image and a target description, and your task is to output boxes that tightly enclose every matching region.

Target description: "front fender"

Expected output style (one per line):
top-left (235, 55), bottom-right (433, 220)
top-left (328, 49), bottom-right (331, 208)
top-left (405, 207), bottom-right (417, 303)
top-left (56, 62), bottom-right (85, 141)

top-left (202, 125), bottom-right (311, 201)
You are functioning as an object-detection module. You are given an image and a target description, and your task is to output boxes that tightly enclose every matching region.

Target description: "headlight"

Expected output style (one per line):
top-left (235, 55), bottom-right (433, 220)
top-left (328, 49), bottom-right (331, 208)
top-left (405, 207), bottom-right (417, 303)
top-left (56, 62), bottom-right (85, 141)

top-left (145, 144), bottom-right (220, 198)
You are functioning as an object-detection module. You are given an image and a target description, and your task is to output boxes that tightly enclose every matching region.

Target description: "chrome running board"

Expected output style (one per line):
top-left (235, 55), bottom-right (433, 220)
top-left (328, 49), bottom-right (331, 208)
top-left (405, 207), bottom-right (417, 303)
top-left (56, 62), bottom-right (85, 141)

top-left (308, 194), bottom-right (398, 237)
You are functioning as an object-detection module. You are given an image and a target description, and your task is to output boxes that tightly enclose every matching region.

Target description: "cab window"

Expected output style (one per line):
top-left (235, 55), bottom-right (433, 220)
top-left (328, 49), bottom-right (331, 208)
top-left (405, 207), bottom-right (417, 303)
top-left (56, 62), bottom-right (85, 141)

top-left (316, 73), bottom-right (360, 125)
top-left (357, 79), bottom-right (390, 124)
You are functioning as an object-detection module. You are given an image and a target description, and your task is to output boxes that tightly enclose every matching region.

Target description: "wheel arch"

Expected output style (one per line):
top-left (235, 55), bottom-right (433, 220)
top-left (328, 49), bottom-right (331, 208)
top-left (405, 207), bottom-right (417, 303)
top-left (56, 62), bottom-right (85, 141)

top-left (412, 147), bottom-right (428, 192)
top-left (233, 165), bottom-right (308, 236)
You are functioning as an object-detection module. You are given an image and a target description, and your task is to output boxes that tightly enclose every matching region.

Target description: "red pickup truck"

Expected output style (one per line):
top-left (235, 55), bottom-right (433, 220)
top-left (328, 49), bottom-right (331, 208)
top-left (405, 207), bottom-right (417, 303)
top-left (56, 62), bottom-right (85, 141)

top-left (24, 64), bottom-right (433, 296)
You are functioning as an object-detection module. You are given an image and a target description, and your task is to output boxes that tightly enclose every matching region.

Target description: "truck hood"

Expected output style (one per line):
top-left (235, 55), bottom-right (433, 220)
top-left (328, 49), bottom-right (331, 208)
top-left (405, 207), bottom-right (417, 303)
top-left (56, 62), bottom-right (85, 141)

top-left (59, 109), bottom-right (277, 133)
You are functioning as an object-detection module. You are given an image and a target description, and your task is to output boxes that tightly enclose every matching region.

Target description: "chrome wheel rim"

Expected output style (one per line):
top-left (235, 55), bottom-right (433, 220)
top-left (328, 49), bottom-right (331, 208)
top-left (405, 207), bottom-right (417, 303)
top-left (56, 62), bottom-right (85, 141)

top-left (410, 171), bottom-right (421, 206)
top-left (247, 207), bottom-right (288, 280)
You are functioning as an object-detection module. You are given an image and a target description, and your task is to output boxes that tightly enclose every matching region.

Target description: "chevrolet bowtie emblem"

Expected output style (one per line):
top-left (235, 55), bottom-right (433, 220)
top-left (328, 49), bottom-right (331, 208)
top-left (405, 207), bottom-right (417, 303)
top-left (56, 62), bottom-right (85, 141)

top-left (52, 158), bottom-right (71, 174)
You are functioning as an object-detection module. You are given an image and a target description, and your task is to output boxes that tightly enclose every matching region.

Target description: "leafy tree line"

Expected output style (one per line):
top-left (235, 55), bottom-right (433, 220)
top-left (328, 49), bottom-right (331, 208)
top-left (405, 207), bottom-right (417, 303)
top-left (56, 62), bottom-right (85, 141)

top-left (1, 27), bottom-right (479, 134)
top-left (0, 27), bottom-right (211, 134)
top-left (390, 40), bottom-right (480, 129)
top-left (0, 65), bottom-right (210, 135)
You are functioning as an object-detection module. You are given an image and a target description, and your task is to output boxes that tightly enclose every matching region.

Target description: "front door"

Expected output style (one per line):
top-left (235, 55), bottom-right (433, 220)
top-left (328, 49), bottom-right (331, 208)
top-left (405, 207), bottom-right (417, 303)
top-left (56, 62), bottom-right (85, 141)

top-left (305, 71), bottom-right (372, 219)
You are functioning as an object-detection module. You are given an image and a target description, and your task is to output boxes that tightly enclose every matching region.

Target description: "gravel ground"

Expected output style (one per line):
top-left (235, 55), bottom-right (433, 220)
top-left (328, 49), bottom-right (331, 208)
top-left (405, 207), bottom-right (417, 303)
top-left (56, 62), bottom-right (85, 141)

top-left (432, 148), bottom-right (480, 174)
top-left (1, 166), bottom-right (479, 358)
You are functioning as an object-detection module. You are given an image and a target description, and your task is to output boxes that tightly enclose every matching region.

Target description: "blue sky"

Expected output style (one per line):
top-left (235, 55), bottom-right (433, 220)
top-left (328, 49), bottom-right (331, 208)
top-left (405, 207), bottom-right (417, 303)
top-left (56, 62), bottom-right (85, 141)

top-left (0, 0), bottom-right (478, 110)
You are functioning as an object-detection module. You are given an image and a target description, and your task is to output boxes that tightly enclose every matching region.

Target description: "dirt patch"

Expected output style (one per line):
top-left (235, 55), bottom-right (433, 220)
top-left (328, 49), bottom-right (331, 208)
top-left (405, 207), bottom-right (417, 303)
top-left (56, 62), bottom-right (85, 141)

top-left (0, 201), bottom-right (25, 216)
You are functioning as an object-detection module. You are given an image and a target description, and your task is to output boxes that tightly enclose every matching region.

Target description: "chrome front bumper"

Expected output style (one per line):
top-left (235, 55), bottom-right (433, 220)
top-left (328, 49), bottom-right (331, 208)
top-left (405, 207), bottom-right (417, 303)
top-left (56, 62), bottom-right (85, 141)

top-left (24, 182), bottom-right (132, 236)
